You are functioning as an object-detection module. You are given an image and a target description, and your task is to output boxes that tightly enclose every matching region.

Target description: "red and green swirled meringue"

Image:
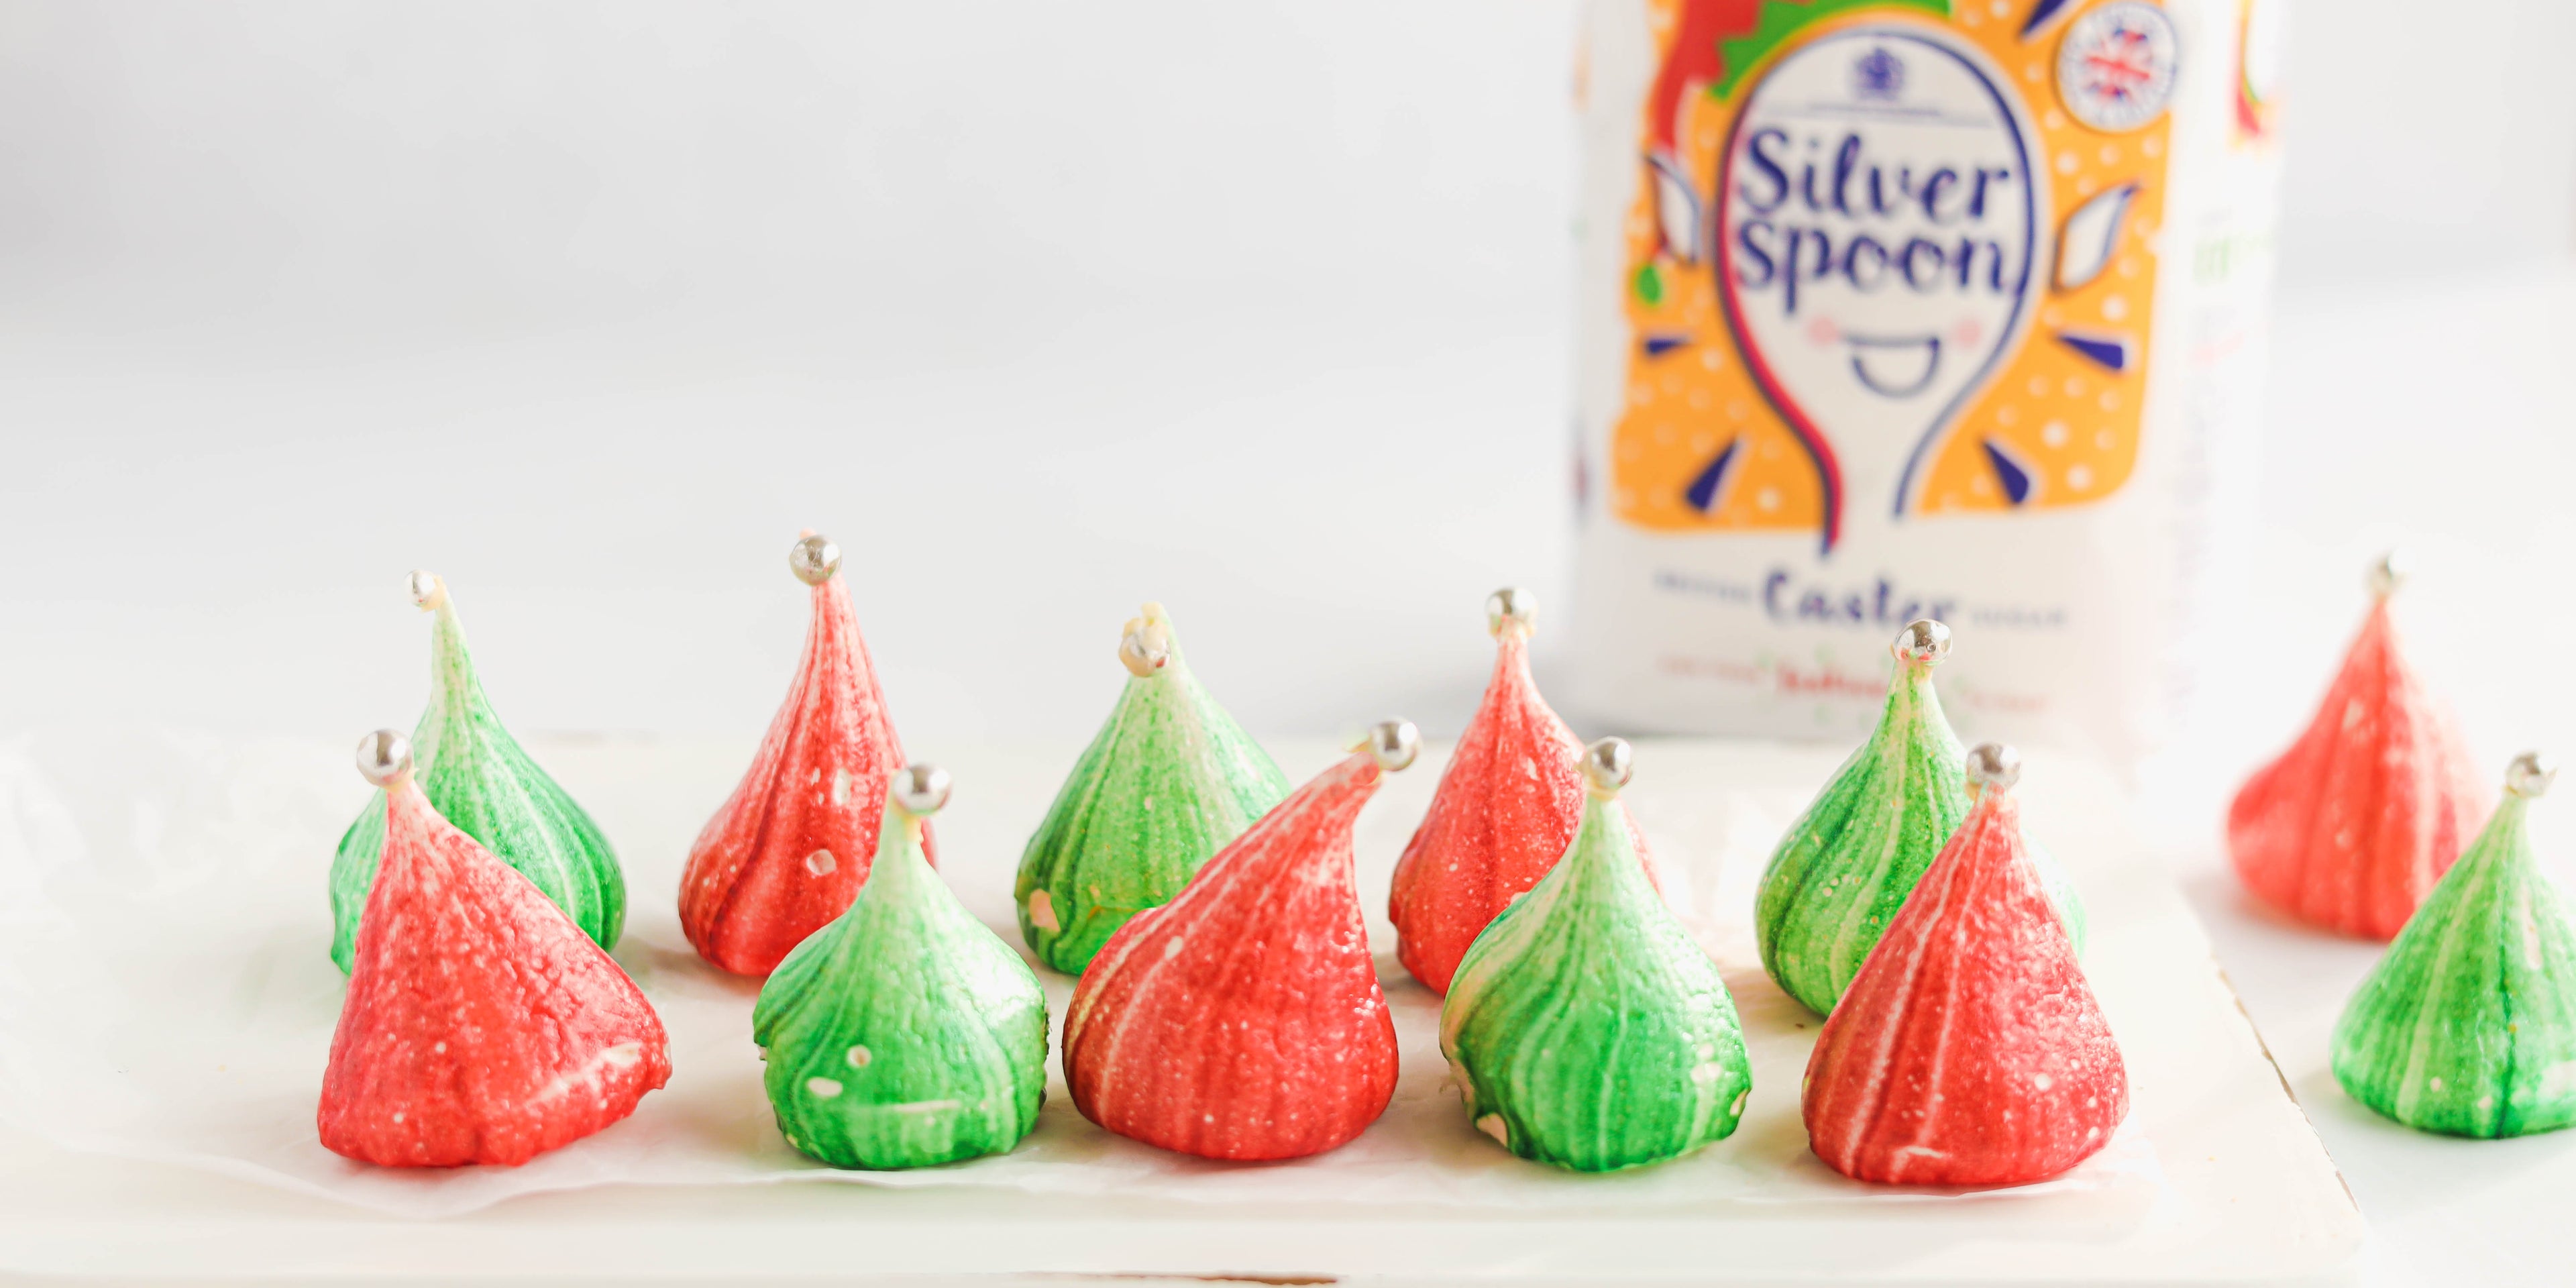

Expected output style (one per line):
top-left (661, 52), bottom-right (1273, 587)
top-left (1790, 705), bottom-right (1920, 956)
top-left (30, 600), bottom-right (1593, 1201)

top-left (1803, 744), bottom-right (2127, 1187)
top-left (2332, 753), bottom-right (2576, 1138)
top-left (681, 533), bottom-right (922, 977)
top-left (1756, 620), bottom-right (2085, 1015)
top-left (754, 765), bottom-right (1049, 1169)
top-left (328, 572), bottom-right (625, 973)
top-left (1393, 589), bottom-right (1584, 996)
top-left (1014, 603), bottom-right (1288, 975)
top-left (1063, 722), bottom-right (1417, 1161)
top-left (1439, 739), bottom-right (1751, 1172)
top-left (2231, 555), bottom-right (2487, 940)
top-left (322, 731), bottom-right (668, 1169)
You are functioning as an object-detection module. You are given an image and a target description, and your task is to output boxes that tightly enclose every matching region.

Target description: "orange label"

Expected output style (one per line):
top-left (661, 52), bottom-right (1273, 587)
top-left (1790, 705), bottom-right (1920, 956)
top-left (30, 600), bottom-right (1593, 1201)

top-left (1612, 0), bottom-right (2176, 552)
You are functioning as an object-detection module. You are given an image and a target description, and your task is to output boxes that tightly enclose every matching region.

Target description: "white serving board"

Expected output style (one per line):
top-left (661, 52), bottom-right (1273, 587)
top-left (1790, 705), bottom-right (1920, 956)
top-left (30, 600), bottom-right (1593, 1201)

top-left (0, 733), bottom-right (2362, 1283)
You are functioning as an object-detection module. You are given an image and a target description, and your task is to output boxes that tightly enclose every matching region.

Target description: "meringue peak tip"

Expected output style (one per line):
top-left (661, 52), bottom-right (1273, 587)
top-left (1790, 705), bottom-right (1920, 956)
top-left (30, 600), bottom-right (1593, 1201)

top-left (406, 570), bottom-right (447, 612)
top-left (1966, 742), bottom-right (2021, 794)
top-left (2507, 751), bottom-right (2557, 800)
top-left (1580, 737), bottom-right (1634, 796)
top-left (891, 763), bottom-right (952, 816)
top-left (2367, 550), bottom-right (2409, 599)
top-left (1892, 618), bottom-right (1951, 666)
top-left (788, 534), bottom-right (842, 586)
top-left (355, 729), bottom-right (413, 788)
top-left (1118, 608), bottom-right (1175, 677)
top-left (1360, 719), bottom-right (1421, 772)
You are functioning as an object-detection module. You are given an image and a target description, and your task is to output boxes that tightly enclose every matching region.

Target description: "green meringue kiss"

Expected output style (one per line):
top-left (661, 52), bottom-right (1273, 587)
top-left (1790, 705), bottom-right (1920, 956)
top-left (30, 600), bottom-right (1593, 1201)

top-left (2332, 753), bottom-right (2576, 1138)
top-left (757, 766), bottom-right (1049, 1169)
top-left (1015, 603), bottom-right (1289, 973)
top-left (1754, 621), bottom-right (2084, 1015)
top-left (1441, 739), bottom-right (1752, 1173)
top-left (327, 572), bottom-right (625, 973)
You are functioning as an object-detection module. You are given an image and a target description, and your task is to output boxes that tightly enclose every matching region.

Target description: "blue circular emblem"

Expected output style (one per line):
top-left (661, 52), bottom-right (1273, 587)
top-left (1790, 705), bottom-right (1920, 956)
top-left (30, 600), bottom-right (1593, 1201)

top-left (2056, 2), bottom-right (2180, 133)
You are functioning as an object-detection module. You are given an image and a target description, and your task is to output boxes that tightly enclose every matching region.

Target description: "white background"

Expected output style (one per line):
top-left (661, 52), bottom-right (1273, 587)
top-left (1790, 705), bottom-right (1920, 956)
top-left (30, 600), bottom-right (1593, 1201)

top-left (3, 3), bottom-right (2575, 1284)
top-left (3, 0), bottom-right (2571, 755)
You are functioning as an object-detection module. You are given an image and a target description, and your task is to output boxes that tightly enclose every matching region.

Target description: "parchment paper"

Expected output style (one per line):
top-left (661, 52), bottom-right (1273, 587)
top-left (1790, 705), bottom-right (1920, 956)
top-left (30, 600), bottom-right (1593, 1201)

top-left (0, 728), bottom-right (2159, 1218)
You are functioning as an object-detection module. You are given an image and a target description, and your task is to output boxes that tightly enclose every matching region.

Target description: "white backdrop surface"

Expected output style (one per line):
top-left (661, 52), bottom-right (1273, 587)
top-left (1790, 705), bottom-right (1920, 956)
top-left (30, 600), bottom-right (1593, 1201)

top-left (3, 0), bottom-right (2571, 752)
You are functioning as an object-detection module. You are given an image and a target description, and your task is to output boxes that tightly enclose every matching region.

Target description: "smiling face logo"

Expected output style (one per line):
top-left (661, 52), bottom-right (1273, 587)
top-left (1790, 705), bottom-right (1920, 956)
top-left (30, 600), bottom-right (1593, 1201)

top-left (1715, 25), bottom-right (2045, 552)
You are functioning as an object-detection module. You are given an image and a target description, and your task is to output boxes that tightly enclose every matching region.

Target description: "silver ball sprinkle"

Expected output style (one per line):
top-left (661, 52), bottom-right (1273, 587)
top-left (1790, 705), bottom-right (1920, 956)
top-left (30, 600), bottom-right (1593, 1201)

top-left (890, 763), bottom-right (952, 816)
top-left (788, 534), bottom-right (843, 586)
top-left (2367, 549), bottom-right (2410, 599)
top-left (2506, 752), bottom-right (2557, 800)
top-left (1965, 742), bottom-right (2021, 794)
top-left (1118, 606), bottom-right (1175, 677)
top-left (1486, 587), bottom-right (1537, 637)
top-left (1580, 737), bottom-right (1635, 795)
top-left (355, 729), bottom-right (413, 788)
top-left (1117, 632), bottom-right (1169, 676)
top-left (1367, 719), bottom-right (1421, 773)
top-left (1893, 618), bottom-right (1951, 666)
top-left (407, 570), bottom-right (446, 611)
